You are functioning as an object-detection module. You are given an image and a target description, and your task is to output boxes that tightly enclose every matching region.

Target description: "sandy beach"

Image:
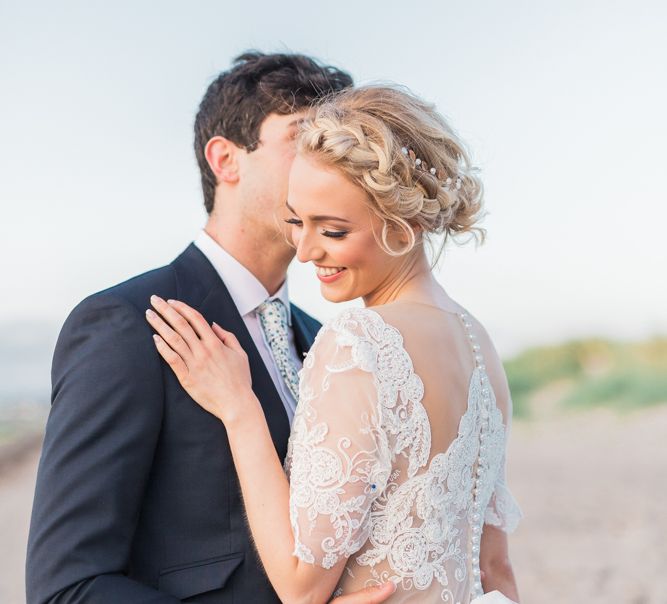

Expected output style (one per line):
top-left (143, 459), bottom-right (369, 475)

top-left (2, 406), bottom-right (665, 604)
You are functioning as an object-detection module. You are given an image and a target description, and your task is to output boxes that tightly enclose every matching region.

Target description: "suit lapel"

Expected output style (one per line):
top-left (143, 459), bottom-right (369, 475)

top-left (290, 305), bottom-right (320, 359)
top-left (172, 244), bottom-right (291, 460)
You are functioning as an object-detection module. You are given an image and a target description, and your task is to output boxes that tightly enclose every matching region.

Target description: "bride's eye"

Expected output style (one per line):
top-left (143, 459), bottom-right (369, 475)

top-left (322, 229), bottom-right (348, 239)
top-left (284, 218), bottom-right (303, 227)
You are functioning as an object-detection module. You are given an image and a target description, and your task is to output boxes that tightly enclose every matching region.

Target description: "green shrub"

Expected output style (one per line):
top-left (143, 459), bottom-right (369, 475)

top-left (563, 369), bottom-right (667, 411)
top-left (503, 337), bottom-right (667, 417)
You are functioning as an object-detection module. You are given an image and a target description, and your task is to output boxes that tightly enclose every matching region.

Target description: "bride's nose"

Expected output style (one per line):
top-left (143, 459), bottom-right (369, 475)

top-left (295, 229), bottom-right (325, 264)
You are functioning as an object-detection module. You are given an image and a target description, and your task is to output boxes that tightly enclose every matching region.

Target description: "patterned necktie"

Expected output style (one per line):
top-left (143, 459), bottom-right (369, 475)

top-left (256, 298), bottom-right (300, 402)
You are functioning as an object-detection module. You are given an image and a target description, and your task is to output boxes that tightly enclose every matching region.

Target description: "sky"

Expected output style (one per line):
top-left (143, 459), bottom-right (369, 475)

top-left (1, 0), bottom-right (666, 358)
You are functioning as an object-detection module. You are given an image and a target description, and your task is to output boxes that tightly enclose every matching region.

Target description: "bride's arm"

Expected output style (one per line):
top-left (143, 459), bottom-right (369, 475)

top-left (146, 297), bottom-right (390, 604)
top-left (479, 349), bottom-right (521, 602)
top-left (224, 399), bottom-right (348, 604)
top-left (480, 526), bottom-right (519, 602)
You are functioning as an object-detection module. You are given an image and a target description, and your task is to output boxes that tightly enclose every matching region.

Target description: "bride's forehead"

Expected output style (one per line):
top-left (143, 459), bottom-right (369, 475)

top-left (288, 155), bottom-right (369, 212)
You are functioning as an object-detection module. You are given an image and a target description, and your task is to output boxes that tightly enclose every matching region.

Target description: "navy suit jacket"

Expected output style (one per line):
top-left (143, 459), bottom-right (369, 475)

top-left (26, 244), bottom-right (321, 603)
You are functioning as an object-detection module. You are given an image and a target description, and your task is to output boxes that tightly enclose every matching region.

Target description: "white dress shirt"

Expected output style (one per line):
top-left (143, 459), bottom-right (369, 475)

top-left (194, 230), bottom-right (302, 423)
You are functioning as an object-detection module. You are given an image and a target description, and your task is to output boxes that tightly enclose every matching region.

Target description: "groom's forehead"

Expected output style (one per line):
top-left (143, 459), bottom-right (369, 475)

top-left (259, 111), bottom-right (308, 137)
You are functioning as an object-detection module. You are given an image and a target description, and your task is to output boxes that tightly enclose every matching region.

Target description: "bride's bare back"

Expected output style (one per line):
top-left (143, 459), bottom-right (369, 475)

top-left (285, 301), bottom-right (521, 603)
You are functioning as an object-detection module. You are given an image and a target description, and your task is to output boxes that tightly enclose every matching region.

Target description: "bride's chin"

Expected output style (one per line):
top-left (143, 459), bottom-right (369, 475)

top-left (320, 285), bottom-right (355, 304)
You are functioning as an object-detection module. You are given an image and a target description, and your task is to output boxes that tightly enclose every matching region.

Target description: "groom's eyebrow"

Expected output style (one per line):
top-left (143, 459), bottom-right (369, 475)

top-left (285, 201), bottom-right (351, 224)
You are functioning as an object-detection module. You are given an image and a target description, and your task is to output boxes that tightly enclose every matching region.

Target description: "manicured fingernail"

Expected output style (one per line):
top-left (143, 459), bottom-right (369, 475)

top-left (150, 295), bottom-right (159, 304)
top-left (167, 299), bottom-right (176, 305)
top-left (146, 309), bottom-right (157, 319)
top-left (152, 334), bottom-right (160, 343)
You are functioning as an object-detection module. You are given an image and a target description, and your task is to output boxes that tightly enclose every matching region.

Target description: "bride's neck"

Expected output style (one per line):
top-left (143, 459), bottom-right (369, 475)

top-left (363, 251), bottom-right (446, 308)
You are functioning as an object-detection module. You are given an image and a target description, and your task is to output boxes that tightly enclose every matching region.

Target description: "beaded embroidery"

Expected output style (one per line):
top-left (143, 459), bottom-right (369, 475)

top-left (285, 307), bottom-right (521, 601)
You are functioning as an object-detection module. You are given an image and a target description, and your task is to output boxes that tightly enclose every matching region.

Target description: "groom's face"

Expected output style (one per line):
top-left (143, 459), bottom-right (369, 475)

top-left (236, 111), bottom-right (307, 240)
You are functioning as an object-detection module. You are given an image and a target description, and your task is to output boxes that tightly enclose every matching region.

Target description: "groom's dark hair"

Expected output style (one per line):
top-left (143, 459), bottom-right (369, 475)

top-left (194, 51), bottom-right (353, 213)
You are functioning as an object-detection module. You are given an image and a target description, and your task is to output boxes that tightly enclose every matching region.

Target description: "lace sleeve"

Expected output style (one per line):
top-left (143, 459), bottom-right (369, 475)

top-left (484, 409), bottom-right (522, 533)
top-left (285, 312), bottom-right (392, 569)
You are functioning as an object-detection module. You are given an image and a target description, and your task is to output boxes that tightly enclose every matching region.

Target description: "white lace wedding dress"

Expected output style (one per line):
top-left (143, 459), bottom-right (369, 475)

top-left (284, 305), bottom-right (522, 603)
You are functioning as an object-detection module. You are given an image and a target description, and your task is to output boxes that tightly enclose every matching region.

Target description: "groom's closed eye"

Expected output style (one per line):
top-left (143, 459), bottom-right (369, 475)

top-left (285, 200), bottom-right (300, 218)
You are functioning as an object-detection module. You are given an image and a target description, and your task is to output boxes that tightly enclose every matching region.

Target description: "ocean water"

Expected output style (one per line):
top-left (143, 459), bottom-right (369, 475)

top-left (0, 319), bottom-right (57, 408)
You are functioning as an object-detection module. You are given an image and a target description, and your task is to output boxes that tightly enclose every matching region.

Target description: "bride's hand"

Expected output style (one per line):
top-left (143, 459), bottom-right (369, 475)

top-left (146, 295), bottom-right (257, 425)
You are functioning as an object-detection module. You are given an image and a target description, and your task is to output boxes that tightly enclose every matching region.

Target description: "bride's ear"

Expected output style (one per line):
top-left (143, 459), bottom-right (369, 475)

top-left (395, 222), bottom-right (421, 247)
top-left (205, 136), bottom-right (240, 185)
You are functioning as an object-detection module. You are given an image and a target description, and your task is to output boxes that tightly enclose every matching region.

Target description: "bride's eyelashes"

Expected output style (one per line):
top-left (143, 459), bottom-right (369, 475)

top-left (321, 229), bottom-right (348, 239)
top-left (283, 218), bottom-right (349, 239)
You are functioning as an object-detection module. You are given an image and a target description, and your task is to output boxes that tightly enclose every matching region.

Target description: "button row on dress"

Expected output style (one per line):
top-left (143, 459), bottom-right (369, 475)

top-left (459, 312), bottom-right (487, 598)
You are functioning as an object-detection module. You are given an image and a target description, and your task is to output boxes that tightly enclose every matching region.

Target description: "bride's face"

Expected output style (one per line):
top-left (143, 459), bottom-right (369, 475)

top-left (286, 153), bottom-right (408, 303)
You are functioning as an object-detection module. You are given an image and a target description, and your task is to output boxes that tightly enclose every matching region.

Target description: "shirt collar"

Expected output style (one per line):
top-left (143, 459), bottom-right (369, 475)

top-left (193, 230), bottom-right (291, 324)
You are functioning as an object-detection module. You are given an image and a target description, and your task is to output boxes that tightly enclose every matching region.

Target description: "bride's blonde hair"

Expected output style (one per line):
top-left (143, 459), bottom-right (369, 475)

top-left (297, 85), bottom-right (485, 258)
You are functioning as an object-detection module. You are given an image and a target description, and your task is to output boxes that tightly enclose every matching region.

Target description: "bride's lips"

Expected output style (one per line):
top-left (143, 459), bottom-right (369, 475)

top-left (315, 265), bottom-right (347, 284)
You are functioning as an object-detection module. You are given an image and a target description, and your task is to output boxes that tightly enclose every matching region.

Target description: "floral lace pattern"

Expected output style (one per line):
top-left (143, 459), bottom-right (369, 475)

top-left (284, 307), bottom-right (522, 601)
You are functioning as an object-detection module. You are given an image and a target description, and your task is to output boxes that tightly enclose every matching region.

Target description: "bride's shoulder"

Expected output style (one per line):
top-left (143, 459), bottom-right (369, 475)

top-left (306, 307), bottom-right (397, 373)
top-left (319, 306), bottom-right (387, 338)
top-left (317, 304), bottom-right (421, 349)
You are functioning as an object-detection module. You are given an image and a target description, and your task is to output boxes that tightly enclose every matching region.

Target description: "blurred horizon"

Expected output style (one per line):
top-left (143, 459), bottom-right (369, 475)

top-left (1, 315), bottom-right (664, 413)
top-left (1, 0), bottom-right (666, 362)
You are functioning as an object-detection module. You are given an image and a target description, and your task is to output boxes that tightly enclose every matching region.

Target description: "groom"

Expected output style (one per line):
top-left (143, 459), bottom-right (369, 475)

top-left (26, 52), bottom-right (394, 604)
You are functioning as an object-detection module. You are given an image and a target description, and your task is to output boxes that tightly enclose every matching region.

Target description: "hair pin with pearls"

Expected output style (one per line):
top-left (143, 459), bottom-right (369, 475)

top-left (401, 146), bottom-right (462, 191)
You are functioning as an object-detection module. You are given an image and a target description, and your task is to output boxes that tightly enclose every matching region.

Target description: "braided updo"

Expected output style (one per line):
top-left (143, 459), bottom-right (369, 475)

top-left (297, 85), bottom-right (485, 256)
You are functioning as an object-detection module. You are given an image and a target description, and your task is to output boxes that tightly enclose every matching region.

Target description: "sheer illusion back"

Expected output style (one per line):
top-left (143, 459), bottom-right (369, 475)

top-left (284, 303), bottom-right (521, 603)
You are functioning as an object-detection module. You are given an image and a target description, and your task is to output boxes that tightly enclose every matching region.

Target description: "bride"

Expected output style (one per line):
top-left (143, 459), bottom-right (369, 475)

top-left (146, 85), bottom-right (522, 603)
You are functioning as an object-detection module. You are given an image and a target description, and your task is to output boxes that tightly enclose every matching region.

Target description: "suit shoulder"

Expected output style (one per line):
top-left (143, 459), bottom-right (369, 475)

top-left (75, 264), bottom-right (177, 319)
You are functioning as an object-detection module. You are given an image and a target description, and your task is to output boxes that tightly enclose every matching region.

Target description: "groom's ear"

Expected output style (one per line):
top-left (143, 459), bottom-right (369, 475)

top-left (204, 136), bottom-right (240, 185)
